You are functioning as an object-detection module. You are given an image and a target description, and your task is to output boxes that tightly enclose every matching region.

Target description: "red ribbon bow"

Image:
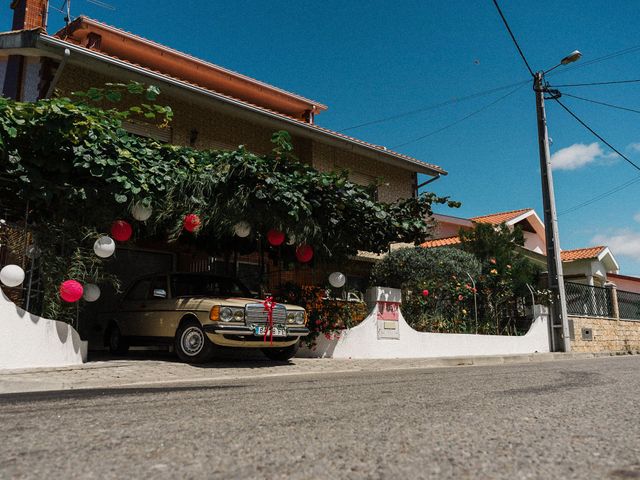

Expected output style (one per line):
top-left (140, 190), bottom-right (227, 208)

top-left (262, 296), bottom-right (276, 344)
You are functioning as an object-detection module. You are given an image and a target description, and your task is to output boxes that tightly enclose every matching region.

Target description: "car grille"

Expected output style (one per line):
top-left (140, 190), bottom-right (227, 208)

top-left (245, 303), bottom-right (287, 325)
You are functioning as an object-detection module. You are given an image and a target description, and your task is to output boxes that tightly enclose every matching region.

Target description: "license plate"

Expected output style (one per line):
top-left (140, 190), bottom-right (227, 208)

top-left (254, 325), bottom-right (287, 337)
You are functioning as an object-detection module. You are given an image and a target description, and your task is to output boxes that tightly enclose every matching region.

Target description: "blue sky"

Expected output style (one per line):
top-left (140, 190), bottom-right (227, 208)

top-left (4, 1), bottom-right (640, 274)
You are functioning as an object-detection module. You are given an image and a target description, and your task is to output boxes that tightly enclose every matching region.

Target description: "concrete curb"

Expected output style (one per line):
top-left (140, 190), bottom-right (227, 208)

top-left (0, 351), bottom-right (635, 396)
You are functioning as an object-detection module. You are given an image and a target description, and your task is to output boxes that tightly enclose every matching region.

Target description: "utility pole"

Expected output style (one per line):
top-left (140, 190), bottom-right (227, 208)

top-left (533, 71), bottom-right (571, 352)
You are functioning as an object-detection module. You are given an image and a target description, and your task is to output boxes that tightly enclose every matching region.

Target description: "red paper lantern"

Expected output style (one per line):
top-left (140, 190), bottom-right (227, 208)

top-left (59, 280), bottom-right (84, 303)
top-left (267, 229), bottom-right (285, 246)
top-left (183, 213), bottom-right (201, 233)
top-left (422, 289), bottom-right (429, 297)
top-left (110, 220), bottom-right (132, 242)
top-left (295, 244), bottom-right (314, 263)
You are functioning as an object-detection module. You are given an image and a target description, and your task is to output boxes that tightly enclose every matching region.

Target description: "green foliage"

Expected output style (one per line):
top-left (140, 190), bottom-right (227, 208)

top-left (460, 223), bottom-right (541, 332)
top-left (276, 283), bottom-right (368, 348)
top-left (370, 247), bottom-right (482, 332)
top-left (0, 83), bottom-right (458, 321)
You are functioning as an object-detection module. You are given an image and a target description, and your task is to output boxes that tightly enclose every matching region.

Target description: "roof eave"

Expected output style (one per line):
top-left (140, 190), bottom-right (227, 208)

top-left (1, 31), bottom-right (444, 177)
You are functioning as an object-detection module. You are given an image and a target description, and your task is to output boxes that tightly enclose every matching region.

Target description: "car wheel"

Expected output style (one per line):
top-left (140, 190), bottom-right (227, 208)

top-left (261, 340), bottom-right (300, 361)
top-left (108, 324), bottom-right (129, 355)
top-left (175, 320), bottom-right (213, 364)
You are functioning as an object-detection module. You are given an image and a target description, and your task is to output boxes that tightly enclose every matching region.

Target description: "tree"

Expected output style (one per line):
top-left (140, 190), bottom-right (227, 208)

top-left (459, 223), bottom-right (540, 333)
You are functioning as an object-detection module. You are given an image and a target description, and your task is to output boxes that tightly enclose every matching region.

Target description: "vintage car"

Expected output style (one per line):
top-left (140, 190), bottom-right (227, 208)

top-left (105, 272), bottom-right (309, 363)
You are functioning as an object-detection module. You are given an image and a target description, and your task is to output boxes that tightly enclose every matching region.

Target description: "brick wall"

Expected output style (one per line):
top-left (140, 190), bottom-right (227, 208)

top-left (569, 315), bottom-right (640, 353)
top-left (55, 64), bottom-right (415, 201)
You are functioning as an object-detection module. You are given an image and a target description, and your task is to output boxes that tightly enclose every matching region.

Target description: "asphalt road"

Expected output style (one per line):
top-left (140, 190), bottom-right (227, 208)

top-left (1, 356), bottom-right (639, 480)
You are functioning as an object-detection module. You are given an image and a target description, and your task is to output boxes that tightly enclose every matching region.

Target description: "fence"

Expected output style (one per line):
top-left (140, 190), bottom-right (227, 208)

top-left (565, 282), bottom-right (613, 318)
top-left (565, 281), bottom-right (640, 321)
top-left (617, 289), bottom-right (640, 321)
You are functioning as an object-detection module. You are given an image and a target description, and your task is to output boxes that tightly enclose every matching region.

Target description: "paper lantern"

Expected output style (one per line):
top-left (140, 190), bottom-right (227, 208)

top-left (267, 229), bottom-right (285, 246)
top-left (59, 280), bottom-right (84, 303)
top-left (83, 283), bottom-right (101, 302)
top-left (328, 272), bottom-right (346, 288)
top-left (111, 220), bottom-right (132, 242)
top-left (93, 236), bottom-right (116, 258)
top-left (0, 265), bottom-right (25, 287)
top-left (295, 244), bottom-right (314, 263)
top-left (422, 289), bottom-right (429, 297)
top-left (183, 213), bottom-right (201, 233)
top-left (131, 202), bottom-right (152, 222)
top-left (233, 221), bottom-right (251, 238)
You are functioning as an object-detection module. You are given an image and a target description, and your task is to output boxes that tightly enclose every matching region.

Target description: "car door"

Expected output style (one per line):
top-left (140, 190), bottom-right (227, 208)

top-left (140, 274), bottom-right (176, 339)
top-left (117, 278), bottom-right (152, 337)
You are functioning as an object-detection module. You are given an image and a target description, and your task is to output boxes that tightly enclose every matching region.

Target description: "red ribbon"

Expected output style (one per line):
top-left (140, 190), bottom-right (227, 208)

top-left (262, 296), bottom-right (276, 344)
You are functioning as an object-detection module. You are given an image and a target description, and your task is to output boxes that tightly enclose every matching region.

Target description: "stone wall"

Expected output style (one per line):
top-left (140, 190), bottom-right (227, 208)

top-left (569, 316), bottom-right (640, 353)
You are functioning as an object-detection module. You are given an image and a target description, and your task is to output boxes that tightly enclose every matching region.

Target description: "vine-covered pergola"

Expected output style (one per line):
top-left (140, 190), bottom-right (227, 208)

top-left (0, 83), bottom-right (458, 320)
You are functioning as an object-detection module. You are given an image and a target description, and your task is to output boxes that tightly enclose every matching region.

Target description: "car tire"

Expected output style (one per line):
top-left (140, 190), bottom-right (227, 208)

top-left (175, 320), bottom-right (213, 364)
top-left (261, 340), bottom-right (300, 361)
top-left (108, 324), bottom-right (129, 355)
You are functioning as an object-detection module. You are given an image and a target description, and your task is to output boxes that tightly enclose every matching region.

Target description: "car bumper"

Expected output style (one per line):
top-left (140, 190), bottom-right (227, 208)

top-left (203, 324), bottom-right (310, 337)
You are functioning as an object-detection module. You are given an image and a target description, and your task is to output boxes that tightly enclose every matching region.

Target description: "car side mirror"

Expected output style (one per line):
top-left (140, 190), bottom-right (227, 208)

top-left (153, 288), bottom-right (167, 299)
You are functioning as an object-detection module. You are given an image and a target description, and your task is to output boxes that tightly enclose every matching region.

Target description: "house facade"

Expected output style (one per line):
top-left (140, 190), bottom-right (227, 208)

top-left (0, 0), bottom-right (447, 296)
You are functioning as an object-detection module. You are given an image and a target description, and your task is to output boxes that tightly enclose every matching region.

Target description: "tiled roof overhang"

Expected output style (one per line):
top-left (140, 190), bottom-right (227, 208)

top-left (0, 29), bottom-right (446, 177)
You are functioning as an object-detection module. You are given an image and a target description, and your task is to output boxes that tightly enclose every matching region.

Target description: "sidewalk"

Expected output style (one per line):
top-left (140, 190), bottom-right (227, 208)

top-left (0, 351), bottom-right (629, 395)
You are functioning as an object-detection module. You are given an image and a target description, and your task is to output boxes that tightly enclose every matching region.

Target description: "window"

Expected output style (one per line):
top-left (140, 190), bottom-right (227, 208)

top-left (171, 274), bottom-right (252, 298)
top-left (126, 279), bottom-right (151, 301)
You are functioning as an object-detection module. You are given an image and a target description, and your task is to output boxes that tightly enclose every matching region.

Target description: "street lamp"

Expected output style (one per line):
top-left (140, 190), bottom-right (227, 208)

top-left (533, 50), bottom-right (581, 352)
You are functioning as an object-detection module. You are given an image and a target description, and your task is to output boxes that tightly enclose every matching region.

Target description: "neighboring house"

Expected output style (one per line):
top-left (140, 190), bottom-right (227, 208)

top-left (422, 208), bottom-right (631, 288)
top-left (0, 0), bottom-right (447, 292)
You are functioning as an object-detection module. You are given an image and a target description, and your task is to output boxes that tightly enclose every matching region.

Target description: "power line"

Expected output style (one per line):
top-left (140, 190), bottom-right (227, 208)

top-left (561, 92), bottom-right (640, 115)
top-left (551, 78), bottom-right (640, 88)
top-left (491, 0), bottom-right (534, 77)
top-left (552, 97), bottom-right (640, 172)
top-left (550, 45), bottom-right (640, 77)
top-left (558, 175), bottom-right (640, 215)
top-left (391, 85), bottom-right (524, 149)
top-left (338, 78), bottom-right (531, 132)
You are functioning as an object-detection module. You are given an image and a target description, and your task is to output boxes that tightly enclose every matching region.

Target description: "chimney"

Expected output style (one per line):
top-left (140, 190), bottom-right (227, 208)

top-left (10, 0), bottom-right (48, 31)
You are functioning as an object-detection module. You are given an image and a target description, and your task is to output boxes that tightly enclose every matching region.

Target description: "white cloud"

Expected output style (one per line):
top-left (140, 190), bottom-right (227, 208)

top-left (628, 143), bottom-right (640, 153)
top-left (551, 142), bottom-right (615, 170)
top-left (593, 230), bottom-right (640, 261)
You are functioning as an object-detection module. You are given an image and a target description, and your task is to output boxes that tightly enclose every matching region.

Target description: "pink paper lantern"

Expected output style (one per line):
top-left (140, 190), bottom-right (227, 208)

top-left (59, 280), bottom-right (84, 303)
top-left (422, 289), bottom-right (429, 297)
top-left (267, 229), bottom-right (285, 246)
top-left (183, 213), bottom-right (201, 233)
top-left (295, 244), bottom-right (314, 263)
top-left (110, 220), bottom-right (132, 242)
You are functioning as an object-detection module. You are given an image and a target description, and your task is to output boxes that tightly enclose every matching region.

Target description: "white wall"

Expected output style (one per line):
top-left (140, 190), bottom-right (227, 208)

top-left (523, 231), bottom-right (545, 254)
top-left (300, 288), bottom-right (550, 359)
top-left (0, 289), bottom-right (87, 370)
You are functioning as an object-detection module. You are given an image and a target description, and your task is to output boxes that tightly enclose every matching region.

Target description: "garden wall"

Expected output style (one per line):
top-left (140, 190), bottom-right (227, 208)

top-left (0, 289), bottom-right (87, 370)
top-left (299, 287), bottom-right (550, 359)
top-left (569, 316), bottom-right (640, 353)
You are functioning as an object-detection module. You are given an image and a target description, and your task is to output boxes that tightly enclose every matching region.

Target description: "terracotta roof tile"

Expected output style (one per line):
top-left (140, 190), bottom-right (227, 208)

top-left (44, 29), bottom-right (445, 175)
top-left (560, 246), bottom-right (606, 262)
top-left (471, 208), bottom-right (532, 225)
top-left (420, 236), bottom-right (462, 248)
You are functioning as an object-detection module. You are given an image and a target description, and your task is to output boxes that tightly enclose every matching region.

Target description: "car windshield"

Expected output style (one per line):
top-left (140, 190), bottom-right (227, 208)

top-left (170, 274), bottom-right (253, 298)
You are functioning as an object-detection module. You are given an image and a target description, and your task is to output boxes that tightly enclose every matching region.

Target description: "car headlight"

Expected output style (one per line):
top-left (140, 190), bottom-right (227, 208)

top-left (294, 311), bottom-right (305, 325)
top-left (233, 309), bottom-right (245, 322)
top-left (220, 307), bottom-right (233, 322)
top-left (287, 312), bottom-right (296, 324)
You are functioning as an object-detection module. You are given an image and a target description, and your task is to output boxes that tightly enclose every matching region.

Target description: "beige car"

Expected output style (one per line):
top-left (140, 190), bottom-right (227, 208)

top-left (106, 272), bottom-right (309, 363)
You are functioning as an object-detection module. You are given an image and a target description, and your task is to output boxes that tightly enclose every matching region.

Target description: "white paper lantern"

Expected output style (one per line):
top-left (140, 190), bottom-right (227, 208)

top-left (328, 271), bottom-right (346, 288)
top-left (83, 283), bottom-right (101, 302)
top-left (0, 264), bottom-right (25, 288)
top-left (233, 221), bottom-right (251, 238)
top-left (131, 202), bottom-right (153, 222)
top-left (93, 236), bottom-right (116, 258)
